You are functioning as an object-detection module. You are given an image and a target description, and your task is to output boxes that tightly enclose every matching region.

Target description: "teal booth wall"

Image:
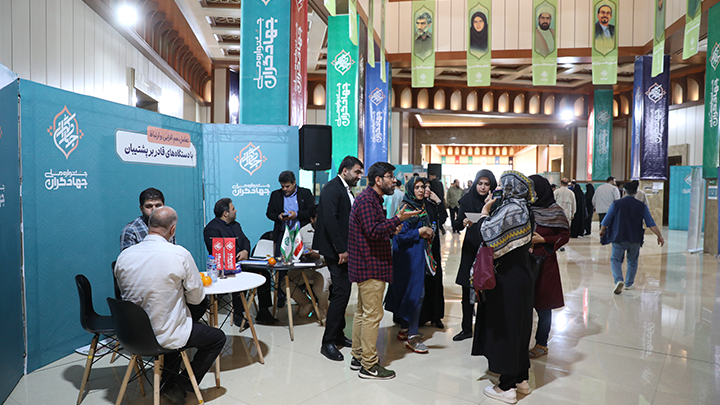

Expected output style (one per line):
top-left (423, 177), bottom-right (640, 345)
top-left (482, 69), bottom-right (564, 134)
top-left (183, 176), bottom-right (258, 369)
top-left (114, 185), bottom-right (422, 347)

top-left (669, 166), bottom-right (700, 231)
top-left (0, 74), bottom-right (25, 400)
top-left (19, 80), bottom-right (206, 372)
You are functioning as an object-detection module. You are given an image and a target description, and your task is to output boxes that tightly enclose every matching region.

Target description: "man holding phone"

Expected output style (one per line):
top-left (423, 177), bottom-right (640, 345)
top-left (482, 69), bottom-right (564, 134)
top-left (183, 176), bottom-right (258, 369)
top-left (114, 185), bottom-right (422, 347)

top-left (266, 170), bottom-right (315, 257)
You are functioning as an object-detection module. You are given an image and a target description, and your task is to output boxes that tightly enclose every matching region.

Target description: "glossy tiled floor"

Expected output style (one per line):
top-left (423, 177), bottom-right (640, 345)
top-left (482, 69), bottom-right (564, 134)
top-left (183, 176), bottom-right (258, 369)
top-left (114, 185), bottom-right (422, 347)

top-left (6, 227), bottom-right (720, 405)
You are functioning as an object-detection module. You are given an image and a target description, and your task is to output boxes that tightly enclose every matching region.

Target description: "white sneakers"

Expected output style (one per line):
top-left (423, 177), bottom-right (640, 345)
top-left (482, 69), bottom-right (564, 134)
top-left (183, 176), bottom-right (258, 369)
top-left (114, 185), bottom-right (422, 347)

top-left (516, 380), bottom-right (531, 395)
top-left (613, 281), bottom-right (624, 294)
top-left (484, 385), bottom-right (518, 404)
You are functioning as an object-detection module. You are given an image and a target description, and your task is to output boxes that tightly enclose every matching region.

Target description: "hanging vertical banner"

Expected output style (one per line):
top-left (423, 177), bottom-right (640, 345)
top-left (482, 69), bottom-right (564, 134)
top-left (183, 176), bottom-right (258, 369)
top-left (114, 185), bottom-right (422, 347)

top-left (368, 0), bottom-right (375, 68)
top-left (683, 0), bottom-right (702, 59)
top-left (703, 3), bottom-right (720, 178)
top-left (325, 0), bottom-right (335, 16)
top-left (358, 16), bottom-right (368, 161)
top-left (326, 15), bottom-right (359, 174)
top-left (240, 0), bottom-right (290, 125)
top-left (365, 62), bottom-right (390, 169)
top-left (630, 57), bottom-right (644, 179)
top-left (591, 0), bottom-right (618, 85)
top-left (593, 89), bottom-right (613, 181)
top-left (289, 0), bottom-right (308, 127)
top-left (381, 0), bottom-right (387, 82)
top-left (349, 0), bottom-right (359, 45)
top-left (652, 0), bottom-right (666, 77)
top-left (634, 55), bottom-right (670, 179)
top-left (467, 0), bottom-right (492, 86)
top-left (587, 110), bottom-right (595, 180)
top-left (411, 0), bottom-right (436, 88)
top-left (532, 0), bottom-right (558, 85)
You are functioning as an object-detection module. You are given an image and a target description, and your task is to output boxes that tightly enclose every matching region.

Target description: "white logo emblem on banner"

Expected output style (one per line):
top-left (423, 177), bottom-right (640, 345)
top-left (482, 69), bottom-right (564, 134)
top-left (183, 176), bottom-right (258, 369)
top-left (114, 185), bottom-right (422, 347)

top-left (646, 83), bottom-right (666, 103)
top-left (47, 106), bottom-right (84, 160)
top-left (711, 43), bottom-right (720, 70)
top-left (370, 88), bottom-right (386, 106)
top-left (331, 50), bottom-right (355, 75)
top-left (235, 142), bottom-right (267, 176)
top-left (597, 110), bottom-right (610, 125)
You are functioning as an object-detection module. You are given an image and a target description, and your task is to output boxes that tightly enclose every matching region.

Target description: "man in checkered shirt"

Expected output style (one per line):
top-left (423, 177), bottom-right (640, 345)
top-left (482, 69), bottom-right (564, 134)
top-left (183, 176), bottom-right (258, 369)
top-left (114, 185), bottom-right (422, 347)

top-left (347, 162), bottom-right (419, 380)
top-left (120, 188), bottom-right (175, 250)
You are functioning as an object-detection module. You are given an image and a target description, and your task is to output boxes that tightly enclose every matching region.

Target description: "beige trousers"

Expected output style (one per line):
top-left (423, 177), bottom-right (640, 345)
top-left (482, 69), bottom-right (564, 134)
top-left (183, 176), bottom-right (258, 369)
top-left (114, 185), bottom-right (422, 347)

top-left (351, 279), bottom-right (386, 369)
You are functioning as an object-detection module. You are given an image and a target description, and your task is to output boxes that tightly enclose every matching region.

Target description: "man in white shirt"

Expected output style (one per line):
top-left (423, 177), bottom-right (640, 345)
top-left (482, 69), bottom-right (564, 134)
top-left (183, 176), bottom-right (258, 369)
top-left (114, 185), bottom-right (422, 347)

top-left (554, 178), bottom-right (576, 222)
top-left (114, 206), bottom-right (225, 405)
top-left (384, 179), bottom-right (404, 219)
top-left (592, 176), bottom-right (621, 226)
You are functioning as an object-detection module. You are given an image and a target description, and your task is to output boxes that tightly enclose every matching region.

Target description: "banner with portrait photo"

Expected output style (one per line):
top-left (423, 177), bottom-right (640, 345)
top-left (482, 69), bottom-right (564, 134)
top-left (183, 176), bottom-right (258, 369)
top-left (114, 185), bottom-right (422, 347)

top-left (683, 0), bottom-right (702, 59)
top-left (593, 89), bottom-right (613, 181)
top-left (349, 0), bottom-right (359, 45)
top-left (368, 0), bottom-right (375, 68)
top-left (467, 0), bottom-right (491, 87)
top-left (532, 0), bottom-right (558, 85)
top-left (240, 0), bottom-right (290, 125)
top-left (591, 0), bottom-right (618, 85)
top-left (411, 0), bottom-right (436, 88)
top-left (381, 0), bottom-right (387, 82)
top-left (652, 0), bottom-right (666, 77)
top-left (703, 3), bottom-right (720, 178)
top-left (325, 0), bottom-right (335, 16)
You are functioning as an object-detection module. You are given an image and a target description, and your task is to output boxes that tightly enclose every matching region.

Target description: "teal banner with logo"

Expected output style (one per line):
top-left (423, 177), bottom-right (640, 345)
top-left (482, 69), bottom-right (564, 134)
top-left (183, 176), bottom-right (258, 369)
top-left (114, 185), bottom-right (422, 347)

top-left (532, 0), bottom-right (558, 85)
top-left (593, 89), bottom-right (613, 181)
top-left (704, 3), bottom-right (720, 178)
top-left (652, 0), bottom-right (666, 77)
top-left (411, 0), bottom-right (436, 88)
top-left (240, 0), bottom-right (290, 125)
top-left (327, 15), bottom-right (360, 174)
top-left (0, 76), bottom-right (24, 401)
top-left (683, 0), bottom-right (702, 59)
top-left (202, 124), bottom-right (299, 245)
top-left (18, 80), bottom-right (205, 371)
top-left (669, 166), bottom-right (696, 230)
top-left (467, 0), bottom-right (492, 86)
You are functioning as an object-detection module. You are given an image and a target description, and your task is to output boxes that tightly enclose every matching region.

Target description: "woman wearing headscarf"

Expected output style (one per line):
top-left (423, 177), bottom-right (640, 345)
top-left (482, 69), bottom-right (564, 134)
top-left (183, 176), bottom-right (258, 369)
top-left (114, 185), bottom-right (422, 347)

top-left (528, 175), bottom-right (569, 360)
top-left (452, 170), bottom-right (497, 341)
top-left (584, 183), bottom-right (595, 235)
top-left (469, 12), bottom-right (489, 53)
top-left (471, 171), bottom-right (536, 404)
top-left (569, 182), bottom-right (586, 238)
top-left (420, 180), bottom-right (446, 329)
top-left (385, 176), bottom-right (435, 354)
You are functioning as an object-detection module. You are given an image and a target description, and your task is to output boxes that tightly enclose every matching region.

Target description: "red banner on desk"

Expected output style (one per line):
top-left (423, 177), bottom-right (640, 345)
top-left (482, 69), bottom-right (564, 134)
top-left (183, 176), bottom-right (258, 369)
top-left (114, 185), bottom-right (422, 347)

top-left (224, 238), bottom-right (236, 271)
top-left (289, 0), bottom-right (308, 126)
top-left (212, 238), bottom-right (225, 271)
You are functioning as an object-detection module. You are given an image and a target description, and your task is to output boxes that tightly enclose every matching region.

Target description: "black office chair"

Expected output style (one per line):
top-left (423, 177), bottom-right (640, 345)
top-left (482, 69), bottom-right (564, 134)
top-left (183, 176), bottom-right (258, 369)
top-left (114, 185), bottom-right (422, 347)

top-left (75, 274), bottom-right (127, 404)
top-left (106, 298), bottom-right (204, 405)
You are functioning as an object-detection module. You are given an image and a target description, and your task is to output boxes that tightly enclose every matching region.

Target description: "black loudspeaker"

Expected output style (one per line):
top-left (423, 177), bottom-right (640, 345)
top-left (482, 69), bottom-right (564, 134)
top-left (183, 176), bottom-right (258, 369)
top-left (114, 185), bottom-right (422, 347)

top-left (299, 125), bottom-right (332, 171)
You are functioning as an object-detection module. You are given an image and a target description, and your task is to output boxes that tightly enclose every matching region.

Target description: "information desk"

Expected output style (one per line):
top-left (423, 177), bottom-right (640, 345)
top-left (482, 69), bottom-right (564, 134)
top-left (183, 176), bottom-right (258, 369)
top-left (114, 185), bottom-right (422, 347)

top-left (203, 272), bottom-right (266, 387)
top-left (240, 261), bottom-right (324, 341)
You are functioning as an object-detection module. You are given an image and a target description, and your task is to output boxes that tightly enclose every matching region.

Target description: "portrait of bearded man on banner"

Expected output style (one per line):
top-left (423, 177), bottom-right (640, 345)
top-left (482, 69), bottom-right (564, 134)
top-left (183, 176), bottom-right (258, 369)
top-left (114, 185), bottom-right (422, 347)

top-left (655, 0), bottom-right (665, 42)
top-left (533, 4), bottom-right (555, 57)
top-left (413, 11), bottom-right (434, 60)
top-left (594, 3), bottom-right (616, 56)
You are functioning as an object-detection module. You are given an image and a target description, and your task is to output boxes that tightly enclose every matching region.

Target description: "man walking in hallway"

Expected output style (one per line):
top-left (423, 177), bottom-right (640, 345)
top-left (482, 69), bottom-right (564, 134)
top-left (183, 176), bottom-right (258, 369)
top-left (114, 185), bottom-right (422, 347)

top-left (599, 181), bottom-right (664, 294)
top-left (593, 176), bottom-right (620, 228)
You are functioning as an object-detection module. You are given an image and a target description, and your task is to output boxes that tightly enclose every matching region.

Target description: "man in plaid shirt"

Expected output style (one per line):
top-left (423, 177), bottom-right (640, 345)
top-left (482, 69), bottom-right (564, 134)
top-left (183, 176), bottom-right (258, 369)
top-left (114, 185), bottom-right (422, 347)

top-left (348, 162), bottom-right (419, 380)
top-left (120, 188), bottom-right (175, 250)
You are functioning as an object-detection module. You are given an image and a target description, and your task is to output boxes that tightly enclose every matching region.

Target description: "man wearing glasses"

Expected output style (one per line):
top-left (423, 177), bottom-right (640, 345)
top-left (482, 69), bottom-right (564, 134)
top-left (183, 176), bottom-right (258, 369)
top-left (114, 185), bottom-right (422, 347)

top-left (121, 187), bottom-right (175, 250)
top-left (347, 162), bottom-right (419, 380)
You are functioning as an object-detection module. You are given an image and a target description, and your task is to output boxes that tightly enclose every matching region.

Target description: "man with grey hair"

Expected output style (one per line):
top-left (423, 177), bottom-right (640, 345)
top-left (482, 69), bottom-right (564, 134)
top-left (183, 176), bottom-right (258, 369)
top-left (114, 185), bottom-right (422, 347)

top-left (414, 12), bottom-right (433, 60)
top-left (115, 207), bottom-right (225, 405)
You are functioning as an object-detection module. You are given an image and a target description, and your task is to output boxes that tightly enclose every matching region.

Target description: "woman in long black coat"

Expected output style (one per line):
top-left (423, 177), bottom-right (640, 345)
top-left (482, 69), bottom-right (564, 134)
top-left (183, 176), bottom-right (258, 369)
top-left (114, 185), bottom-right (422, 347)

top-left (584, 183), bottom-right (595, 235)
top-left (452, 169), bottom-right (497, 341)
top-left (472, 171), bottom-right (536, 403)
top-left (569, 182), bottom-right (586, 238)
top-left (420, 179), bottom-right (445, 328)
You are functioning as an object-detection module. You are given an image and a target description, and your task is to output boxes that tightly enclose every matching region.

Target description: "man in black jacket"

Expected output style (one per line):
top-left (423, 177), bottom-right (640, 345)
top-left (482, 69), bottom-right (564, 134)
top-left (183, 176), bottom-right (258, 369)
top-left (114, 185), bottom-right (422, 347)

top-left (314, 156), bottom-right (364, 361)
top-left (204, 198), bottom-right (278, 325)
top-left (266, 171), bottom-right (315, 256)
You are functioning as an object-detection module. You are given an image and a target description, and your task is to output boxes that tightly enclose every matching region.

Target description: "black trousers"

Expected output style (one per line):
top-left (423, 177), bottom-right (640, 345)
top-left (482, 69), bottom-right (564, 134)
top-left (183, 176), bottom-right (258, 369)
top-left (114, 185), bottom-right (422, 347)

top-left (321, 258), bottom-right (351, 345)
top-left (232, 267), bottom-right (273, 316)
top-left (499, 368), bottom-right (530, 391)
top-left (461, 286), bottom-right (473, 334)
top-left (161, 322), bottom-right (226, 391)
top-left (449, 207), bottom-right (459, 230)
top-left (598, 213), bottom-right (606, 229)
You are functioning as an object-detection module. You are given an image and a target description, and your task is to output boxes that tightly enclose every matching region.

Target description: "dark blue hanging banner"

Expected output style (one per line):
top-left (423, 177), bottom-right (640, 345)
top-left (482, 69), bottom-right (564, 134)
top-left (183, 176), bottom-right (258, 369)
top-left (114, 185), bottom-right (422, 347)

top-left (364, 61), bottom-right (390, 169)
top-left (630, 55), bottom-right (670, 180)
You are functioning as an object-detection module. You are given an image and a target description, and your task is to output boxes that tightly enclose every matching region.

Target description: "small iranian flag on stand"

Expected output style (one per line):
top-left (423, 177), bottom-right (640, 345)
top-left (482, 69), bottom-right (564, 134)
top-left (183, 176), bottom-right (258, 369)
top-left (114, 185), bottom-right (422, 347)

top-left (292, 223), bottom-right (304, 262)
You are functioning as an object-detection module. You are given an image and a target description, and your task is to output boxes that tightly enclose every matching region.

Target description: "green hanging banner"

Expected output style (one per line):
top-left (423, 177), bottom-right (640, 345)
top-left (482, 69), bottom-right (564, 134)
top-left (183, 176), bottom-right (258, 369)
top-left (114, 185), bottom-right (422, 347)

top-left (591, 0), bottom-right (618, 85)
top-left (349, 0), bottom-right (358, 45)
top-left (532, 0), bottom-right (558, 86)
top-left (411, 0), bottom-right (435, 88)
top-left (381, 0), bottom-right (386, 82)
top-left (703, 3), bottom-right (720, 178)
top-left (325, 0), bottom-right (335, 16)
top-left (683, 0), bottom-right (702, 59)
top-left (593, 89), bottom-right (613, 181)
top-left (327, 15), bottom-right (360, 174)
top-left (368, 0), bottom-right (375, 67)
top-left (652, 0), bottom-right (666, 77)
top-left (466, 0), bottom-right (491, 86)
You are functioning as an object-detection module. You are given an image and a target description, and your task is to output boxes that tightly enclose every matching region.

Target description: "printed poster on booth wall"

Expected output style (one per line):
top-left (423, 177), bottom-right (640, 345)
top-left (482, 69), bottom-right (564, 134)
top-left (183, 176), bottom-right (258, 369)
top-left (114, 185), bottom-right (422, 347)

top-left (466, 0), bottom-right (491, 87)
top-left (591, 0), bottom-right (618, 85)
top-left (411, 0), bottom-right (435, 88)
top-left (532, 0), bottom-right (558, 85)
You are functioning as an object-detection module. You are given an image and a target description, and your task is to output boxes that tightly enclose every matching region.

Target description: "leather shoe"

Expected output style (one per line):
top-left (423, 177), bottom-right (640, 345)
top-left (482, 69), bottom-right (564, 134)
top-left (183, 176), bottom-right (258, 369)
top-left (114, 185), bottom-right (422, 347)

top-left (160, 382), bottom-right (186, 405)
top-left (320, 343), bottom-right (344, 361)
top-left (336, 336), bottom-right (352, 348)
top-left (255, 311), bottom-right (279, 325)
top-left (452, 331), bottom-right (472, 341)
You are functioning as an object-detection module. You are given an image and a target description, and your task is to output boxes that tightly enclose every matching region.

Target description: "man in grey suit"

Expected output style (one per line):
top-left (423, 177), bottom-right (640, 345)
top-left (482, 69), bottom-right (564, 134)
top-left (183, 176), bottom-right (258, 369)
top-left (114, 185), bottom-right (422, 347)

top-left (594, 5), bottom-right (615, 40)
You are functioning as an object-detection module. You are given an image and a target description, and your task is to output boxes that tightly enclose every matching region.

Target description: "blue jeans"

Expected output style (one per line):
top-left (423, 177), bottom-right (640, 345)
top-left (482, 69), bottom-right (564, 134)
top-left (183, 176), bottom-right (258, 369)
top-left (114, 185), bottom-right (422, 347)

top-left (611, 242), bottom-right (641, 287)
top-left (535, 309), bottom-right (552, 347)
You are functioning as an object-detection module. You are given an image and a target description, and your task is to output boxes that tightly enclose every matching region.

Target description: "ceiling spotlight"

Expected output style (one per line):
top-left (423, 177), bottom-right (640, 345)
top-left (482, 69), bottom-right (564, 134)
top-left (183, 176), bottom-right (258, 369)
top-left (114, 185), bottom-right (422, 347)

top-left (560, 109), bottom-right (573, 120)
top-left (117, 4), bottom-right (138, 26)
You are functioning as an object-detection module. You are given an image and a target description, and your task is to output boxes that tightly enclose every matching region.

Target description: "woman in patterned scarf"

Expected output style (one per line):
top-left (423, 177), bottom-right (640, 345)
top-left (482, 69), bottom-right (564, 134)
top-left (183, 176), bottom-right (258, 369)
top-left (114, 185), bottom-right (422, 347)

top-left (528, 175), bottom-right (569, 360)
top-left (471, 170), bottom-right (536, 404)
top-left (384, 176), bottom-right (435, 354)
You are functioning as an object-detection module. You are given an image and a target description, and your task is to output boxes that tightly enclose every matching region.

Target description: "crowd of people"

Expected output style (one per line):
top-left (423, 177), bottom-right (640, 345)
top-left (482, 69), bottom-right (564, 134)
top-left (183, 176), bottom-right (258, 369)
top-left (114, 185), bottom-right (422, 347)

top-left (113, 160), bottom-right (664, 404)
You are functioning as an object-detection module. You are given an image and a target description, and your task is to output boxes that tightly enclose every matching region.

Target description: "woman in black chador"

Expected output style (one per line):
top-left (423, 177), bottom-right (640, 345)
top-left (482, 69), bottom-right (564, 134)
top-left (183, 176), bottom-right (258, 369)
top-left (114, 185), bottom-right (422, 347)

top-left (469, 12), bottom-right (489, 54)
top-left (569, 182), bottom-right (586, 238)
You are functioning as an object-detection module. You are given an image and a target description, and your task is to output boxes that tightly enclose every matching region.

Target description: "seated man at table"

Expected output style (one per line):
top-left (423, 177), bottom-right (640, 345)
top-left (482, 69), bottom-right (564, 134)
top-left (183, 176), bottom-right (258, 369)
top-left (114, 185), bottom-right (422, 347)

top-left (204, 198), bottom-right (278, 326)
top-left (281, 204), bottom-right (329, 320)
top-left (120, 187), bottom-right (175, 250)
top-left (115, 206), bottom-right (225, 405)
